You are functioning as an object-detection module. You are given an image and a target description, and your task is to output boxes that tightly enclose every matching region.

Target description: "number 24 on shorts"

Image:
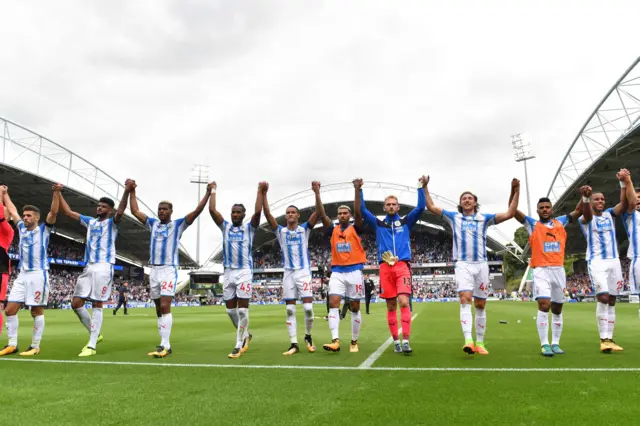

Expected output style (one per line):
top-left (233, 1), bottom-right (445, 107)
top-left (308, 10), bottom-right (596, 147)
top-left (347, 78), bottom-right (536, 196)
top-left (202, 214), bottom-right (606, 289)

top-left (161, 281), bottom-right (174, 291)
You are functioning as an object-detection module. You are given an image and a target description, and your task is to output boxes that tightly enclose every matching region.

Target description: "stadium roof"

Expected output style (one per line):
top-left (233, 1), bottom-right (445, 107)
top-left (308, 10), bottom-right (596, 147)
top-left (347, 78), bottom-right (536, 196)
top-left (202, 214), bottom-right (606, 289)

top-left (203, 181), bottom-right (519, 267)
top-left (545, 57), bottom-right (640, 255)
top-left (0, 117), bottom-right (197, 267)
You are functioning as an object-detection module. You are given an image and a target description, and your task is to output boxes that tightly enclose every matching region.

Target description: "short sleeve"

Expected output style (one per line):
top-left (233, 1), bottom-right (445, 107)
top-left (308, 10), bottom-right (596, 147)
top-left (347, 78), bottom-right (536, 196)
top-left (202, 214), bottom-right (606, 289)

top-left (16, 219), bottom-right (25, 231)
top-left (523, 216), bottom-right (537, 235)
top-left (483, 213), bottom-right (497, 227)
top-left (180, 216), bottom-right (190, 230)
top-left (79, 215), bottom-right (92, 228)
top-left (606, 207), bottom-right (616, 217)
top-left (145, 217), bottom-right (158, 231)
top-left (556, 215), bottom-right (570, 227)
top-left (441, 210), bottom-right (456, 224)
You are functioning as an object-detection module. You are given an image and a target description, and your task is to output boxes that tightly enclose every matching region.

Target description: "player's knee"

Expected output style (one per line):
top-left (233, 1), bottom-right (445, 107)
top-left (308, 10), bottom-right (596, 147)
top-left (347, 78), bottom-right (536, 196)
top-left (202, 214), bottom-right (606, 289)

top-left (238, 307), bottom-right (248, 319)
top-left (303, 302), bottom-right (313, 315)
top-left (609, 297), bottom-right (616, 307)
top-left (71, 300), bottom-right (83, 310)
top-left (4, 306), bottom-right (18, 316)
top-left (286, 304), bottom-right (296, 317)
top-left (551, 304), bottom-right (563, 315)
top-left (538, 300), bottom-right (551, 312)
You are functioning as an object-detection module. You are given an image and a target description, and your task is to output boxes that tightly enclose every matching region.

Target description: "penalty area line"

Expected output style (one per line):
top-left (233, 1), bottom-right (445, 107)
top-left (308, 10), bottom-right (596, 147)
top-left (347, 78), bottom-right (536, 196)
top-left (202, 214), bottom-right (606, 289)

top-left (2, 358), bottom-right (640, 372)
top-left (359, 313), bottom-right (419, 369)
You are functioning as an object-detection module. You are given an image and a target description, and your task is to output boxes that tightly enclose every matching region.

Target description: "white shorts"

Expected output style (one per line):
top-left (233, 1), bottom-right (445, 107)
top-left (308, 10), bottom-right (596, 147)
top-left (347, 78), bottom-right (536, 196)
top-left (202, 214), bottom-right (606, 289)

top-left (328, 270), bottom-right (364, 300)
top-left (588, 258), bottom-right (623, 296)
top-left (455, 261), bottom-right (490, 299)
top-left (223, 268), bottom-right (253, 301)
top-left (283, 269), bottom-right (312, 301)
top-left (532, 266), bottom-right (566, 303)
top-left (74, 263), bottom-right (114, 302)
top-left (628, 258), bottom-right (640, 294)
top-left (150, 265), bottom-right (179, 300)
top-left (8, 270), bottom-right (50, 307)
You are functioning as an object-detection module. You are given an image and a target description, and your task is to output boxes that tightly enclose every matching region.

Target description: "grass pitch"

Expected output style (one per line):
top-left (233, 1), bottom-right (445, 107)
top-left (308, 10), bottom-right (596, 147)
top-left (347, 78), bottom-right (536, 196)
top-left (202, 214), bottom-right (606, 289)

top-left (3, 301), bottom-right (640, 425)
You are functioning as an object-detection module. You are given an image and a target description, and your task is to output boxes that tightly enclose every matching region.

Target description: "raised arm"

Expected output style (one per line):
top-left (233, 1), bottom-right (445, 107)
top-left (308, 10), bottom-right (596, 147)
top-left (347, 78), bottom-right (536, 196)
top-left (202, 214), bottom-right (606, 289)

top-left (261, 182), bottom-right (278, 231)
top-left (2, 186), bottom-right (21, 223)
top-left (354, 181), bottom-right (363, 227)
top-left (185, 182), bottom-right (212, 226)
top-left (113, 182), bottom-right (131, 224)
top-left (354, 178), bottom-right (377, 229)
top-left (424, 176), bottom-right (443, 217)
top-left (56, 188), bottom-right (81, 222)
top-left (495, 178), bottom-right (520, 224)
top-left (250, 182), bottom-right (264, 228)
top-left (127, 180), bottom-right (147, 225)
top-left (507, 182), bottom-right (526, 224)
top-left (208, 181), bottom-right (224, 227)
top-left (46, 184), bottom-right (61, 225)
top-left (312, 181), bottom-right (332, 228)
top-left (405, 176), bottom-right (428, 227)
top-left (614, 169), bottom-right (631, 216)
top-left (569, 186), bottom-right (593, 224)
top-left (624, 170), bottom-right (637, 214)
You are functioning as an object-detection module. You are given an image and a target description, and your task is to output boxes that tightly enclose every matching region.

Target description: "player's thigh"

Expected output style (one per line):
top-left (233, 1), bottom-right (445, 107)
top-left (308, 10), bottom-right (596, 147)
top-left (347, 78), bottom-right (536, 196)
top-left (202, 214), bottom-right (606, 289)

top-left (25, 271), bottom-right (49, 307)
top-left (73, 267), bottom-right (93, 299)
top-left (379, 264), bottom-right (398, 299)
top-left (90, 265), bottom-right (114, 302)
top-left (588, 261), bottom-right (609, 295)
top-left (294, 270), bottom-right (313, 299)
top-left (7, 275), bottom-right (26, 304)
top-left (629, 258), bottom-right (640, 294)
top-left (282, 270), bottom-right (298, 301)
top-left (158, 266), bottom-right (178, 298)
top-left (532, 267), bottom-right (552, 301)
top-left (455, 262), bottom-right (474, 293)
top-left (607, 260), bottom-right (624, 296)
top-left (328, 273), bottom-right (346, 298)
top-left (472, 263), bottom-right (489, 299)
top-left (394, 263), bottom-right (411, 296)
top-left (344, 270), bottom-right (365, 301)
top-left (549, 267), bottom-right (567, 304)
top-left (234, 269), bottom-right (253, 300)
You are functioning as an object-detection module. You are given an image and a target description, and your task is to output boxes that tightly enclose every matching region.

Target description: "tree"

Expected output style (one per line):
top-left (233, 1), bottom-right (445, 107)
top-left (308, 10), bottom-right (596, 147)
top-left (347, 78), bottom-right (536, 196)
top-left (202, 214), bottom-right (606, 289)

top-left (503, 226), bottom-right (528, 283)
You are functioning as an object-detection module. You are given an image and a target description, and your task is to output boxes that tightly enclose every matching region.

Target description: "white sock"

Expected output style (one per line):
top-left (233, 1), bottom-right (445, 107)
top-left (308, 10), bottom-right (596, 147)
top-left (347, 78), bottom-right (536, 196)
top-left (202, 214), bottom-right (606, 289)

top-left (460, 304), bottom-right (472, 341)
top-left (607, 305), bottom-right (615, 340)
top-left (536, 311), bottom-right (549, 346)
top-left (303, 302), bottom-right (314, 336)
top-left (596, 302), bottom-right (608, 340)
top-left (328, 308), bottom-right (340, 340)
top-left (88, 308), bottom-right (103, 349)
top-left (160, 313), bottom-right (173, 350)
top-left (6, 315), bottom-right (18, 347)
top-left (286, 304), bottom-right (297, 344)
top-left (551, 313), bottom-right (563, 345)
top-left (157, 316), bottom-right (162, 340)
top-left (351, 310), bottom-right (362, 342)
top-left (227, 308), bottom-right (239, 329)
top-left (32, 315), bottom-right (45, 349)
top-left (237, 308), bottom-right (249, 348)
top-left (475, 308), bottom-right (486, 343)
top-left (74, 307), bottom-right (91, 332)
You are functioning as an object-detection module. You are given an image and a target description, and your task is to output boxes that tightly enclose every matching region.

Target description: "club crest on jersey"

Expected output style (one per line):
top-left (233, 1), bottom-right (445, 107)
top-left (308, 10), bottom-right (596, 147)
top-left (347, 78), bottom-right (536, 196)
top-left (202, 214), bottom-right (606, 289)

top-left (394, 220), bottom-right (401, 227)
top-left (154, 226), bottom-right (169, 240)
top-left (21, 233), bottom-right (35, 246)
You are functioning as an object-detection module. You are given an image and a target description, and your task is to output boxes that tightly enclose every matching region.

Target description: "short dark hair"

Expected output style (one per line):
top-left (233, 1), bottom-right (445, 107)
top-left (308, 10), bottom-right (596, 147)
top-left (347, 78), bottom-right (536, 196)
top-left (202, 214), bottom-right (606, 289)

top-left (22, 205), bottom-right (41, 215)
top-left (537, 197), bottom-right (552, 205)
top-left (99, 197), bottom-right (115, 208)
top-left (232, 204), bottom-right (246, 213)
top-left (457, 191), bottom-right (479, 213)
top-left (286, 205), bottom-right (300, 213)
top-left (158, 200), bottom-right (173, 210)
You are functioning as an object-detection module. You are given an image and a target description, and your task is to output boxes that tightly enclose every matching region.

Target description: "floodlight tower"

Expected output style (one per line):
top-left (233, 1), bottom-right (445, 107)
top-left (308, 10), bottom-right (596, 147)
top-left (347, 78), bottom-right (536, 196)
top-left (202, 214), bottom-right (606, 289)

top-left (511, 133), bottom-right (536, 216)
top-left (190, 164), bottom-right (210, 266)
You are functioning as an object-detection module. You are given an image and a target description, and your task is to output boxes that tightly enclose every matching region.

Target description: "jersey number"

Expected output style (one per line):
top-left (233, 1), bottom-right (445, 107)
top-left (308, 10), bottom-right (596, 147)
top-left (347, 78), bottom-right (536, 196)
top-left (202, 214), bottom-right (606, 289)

top-left (239, 283), bottom-right (252, 293)
top-left (303, 283), bottom-right (310, 292)
top-left (479, 283), bottom-right (487, 291)
top-left (355, 284), bottom-right (363, 294)
top-left (101, 286), bottom-right (108, 295)
top-left (161, 281), bottom-right (174, 291)
top-left (34, 291), bottom-right (42, 303)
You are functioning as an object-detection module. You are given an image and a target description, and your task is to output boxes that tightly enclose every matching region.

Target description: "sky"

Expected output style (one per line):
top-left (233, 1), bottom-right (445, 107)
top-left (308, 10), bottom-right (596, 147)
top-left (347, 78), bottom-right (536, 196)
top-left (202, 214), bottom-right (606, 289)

top-left (1, 0), bottom-right (640, 264)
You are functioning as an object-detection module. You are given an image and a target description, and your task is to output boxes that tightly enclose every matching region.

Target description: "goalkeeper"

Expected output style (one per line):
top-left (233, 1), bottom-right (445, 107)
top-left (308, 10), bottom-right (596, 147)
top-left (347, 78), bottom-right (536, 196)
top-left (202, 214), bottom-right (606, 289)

top-left (354, 177), bottom-right (427, 355)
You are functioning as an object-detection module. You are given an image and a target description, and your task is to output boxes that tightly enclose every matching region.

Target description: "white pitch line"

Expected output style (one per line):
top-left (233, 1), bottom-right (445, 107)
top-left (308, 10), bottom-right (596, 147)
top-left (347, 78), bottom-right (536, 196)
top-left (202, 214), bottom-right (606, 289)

top-left (2, 358), bottom-right (640, 372)
top-left (359, 313), bottom-right (418, 369)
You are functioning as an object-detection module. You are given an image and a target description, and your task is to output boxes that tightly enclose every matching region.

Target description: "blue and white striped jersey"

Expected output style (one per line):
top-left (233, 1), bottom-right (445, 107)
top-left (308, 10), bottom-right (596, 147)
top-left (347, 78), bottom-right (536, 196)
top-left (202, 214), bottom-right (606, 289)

top-left (442, 210), bottom-right (496, 262)
top-left (219, 221), bottom-right (256, 269)
top-left (80, 215), bottom-right (118, 264)
top-left (274, 223), bottom-right (312, 271)
top-left (146, 217), bottom-right (189, 266)
top-left (622, 210), bottom-right (640, 259)
top-left (17, 220), bottom-right (52, 272)
top-left (579, 208), bottom-right (619, 261)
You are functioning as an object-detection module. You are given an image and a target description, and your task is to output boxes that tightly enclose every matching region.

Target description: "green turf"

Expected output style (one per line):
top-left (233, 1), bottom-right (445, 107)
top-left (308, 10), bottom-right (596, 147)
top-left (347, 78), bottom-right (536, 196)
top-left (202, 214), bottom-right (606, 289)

top-left (3, 302), bottom-right (640, 425)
